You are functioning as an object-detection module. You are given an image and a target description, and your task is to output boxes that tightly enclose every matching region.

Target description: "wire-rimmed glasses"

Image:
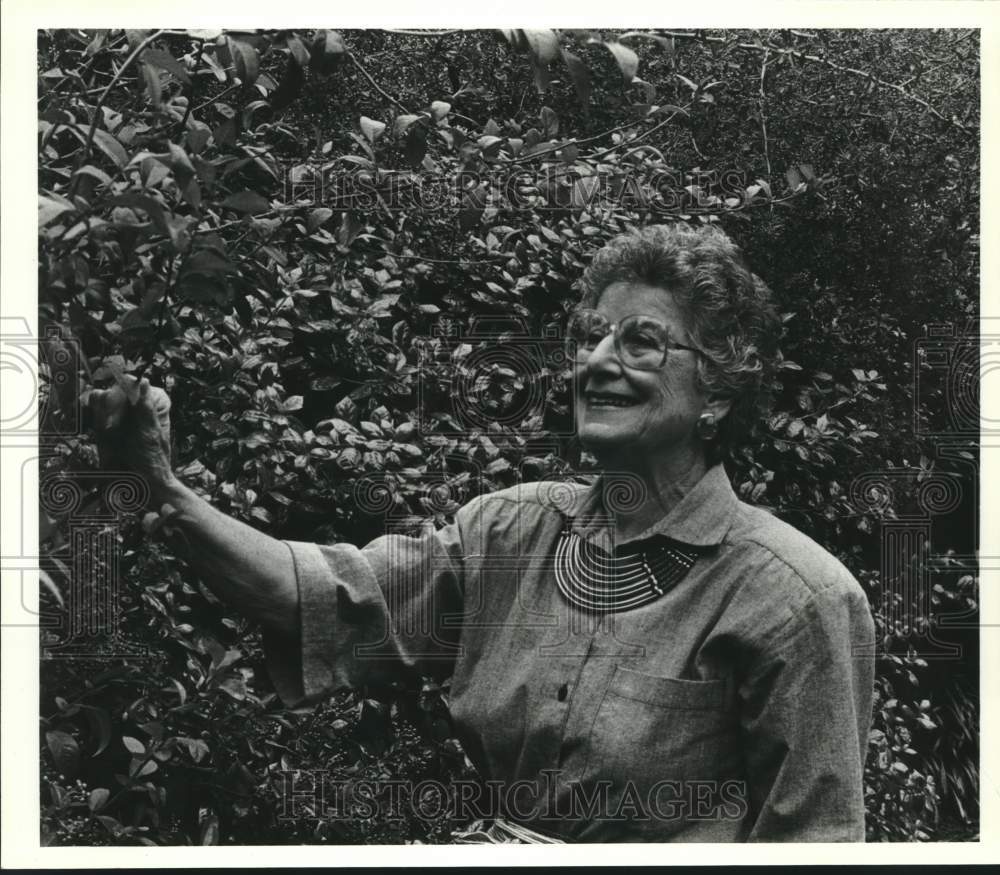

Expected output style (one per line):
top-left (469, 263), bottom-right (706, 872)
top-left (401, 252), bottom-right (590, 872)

top-left (566, 309), bottom-right (701, 371)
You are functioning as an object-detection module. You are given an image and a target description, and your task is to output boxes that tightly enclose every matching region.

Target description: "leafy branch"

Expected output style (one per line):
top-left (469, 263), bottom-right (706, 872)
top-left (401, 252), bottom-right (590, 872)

top-left (72, 29), bottom-right (166, 193)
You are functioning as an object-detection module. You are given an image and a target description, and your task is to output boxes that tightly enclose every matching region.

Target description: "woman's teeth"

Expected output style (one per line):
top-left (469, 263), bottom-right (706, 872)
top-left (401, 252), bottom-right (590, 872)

top-left (587, 396), bottom-right (636, 407)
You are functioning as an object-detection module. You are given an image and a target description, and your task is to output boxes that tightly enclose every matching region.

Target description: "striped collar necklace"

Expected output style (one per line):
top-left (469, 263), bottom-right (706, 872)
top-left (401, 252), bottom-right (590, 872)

top-left (553, 527), bottom-right (699, 613)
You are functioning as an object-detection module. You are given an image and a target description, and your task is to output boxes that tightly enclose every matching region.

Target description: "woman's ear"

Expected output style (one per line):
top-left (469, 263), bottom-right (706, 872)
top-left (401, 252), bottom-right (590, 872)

top-left (704, 394), bottom-right (733, 424)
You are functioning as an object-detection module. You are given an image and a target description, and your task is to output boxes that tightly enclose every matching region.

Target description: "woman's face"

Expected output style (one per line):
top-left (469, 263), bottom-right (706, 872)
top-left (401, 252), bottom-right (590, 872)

top-left (574, 281), bottom-right (713, 465)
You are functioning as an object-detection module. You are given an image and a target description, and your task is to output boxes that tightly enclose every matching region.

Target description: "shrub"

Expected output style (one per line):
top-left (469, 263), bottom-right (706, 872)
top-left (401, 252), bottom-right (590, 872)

top-left (37, 27), bottom-right (978, 843)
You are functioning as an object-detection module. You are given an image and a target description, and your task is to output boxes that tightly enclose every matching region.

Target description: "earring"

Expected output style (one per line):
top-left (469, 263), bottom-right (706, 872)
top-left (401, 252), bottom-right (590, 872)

top-left (696, 413), bottom-right (717, 440)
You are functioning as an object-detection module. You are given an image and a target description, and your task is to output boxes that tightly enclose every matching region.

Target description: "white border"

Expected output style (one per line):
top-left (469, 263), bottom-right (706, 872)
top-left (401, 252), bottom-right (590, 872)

top-left (3, 0), bottom-right (998, 867)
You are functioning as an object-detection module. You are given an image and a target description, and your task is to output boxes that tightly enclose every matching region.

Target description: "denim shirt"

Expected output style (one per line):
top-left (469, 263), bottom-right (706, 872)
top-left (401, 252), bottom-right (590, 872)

top-left (264, 464), bottom-right (876, 842)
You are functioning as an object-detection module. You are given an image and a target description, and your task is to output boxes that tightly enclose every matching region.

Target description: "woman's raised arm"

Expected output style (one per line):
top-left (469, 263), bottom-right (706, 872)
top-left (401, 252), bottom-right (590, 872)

top-left (86, 378), bottom-right (298, 638)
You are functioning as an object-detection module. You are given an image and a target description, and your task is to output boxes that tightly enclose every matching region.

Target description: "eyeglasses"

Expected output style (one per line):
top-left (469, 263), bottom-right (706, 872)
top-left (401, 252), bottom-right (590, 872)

top-left (565, 309), bottom-right (701, 371)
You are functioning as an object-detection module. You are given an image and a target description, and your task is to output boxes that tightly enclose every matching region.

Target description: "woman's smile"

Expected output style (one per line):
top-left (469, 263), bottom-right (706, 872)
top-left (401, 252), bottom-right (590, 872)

top-left (584, 391), bottom-right (641, 409)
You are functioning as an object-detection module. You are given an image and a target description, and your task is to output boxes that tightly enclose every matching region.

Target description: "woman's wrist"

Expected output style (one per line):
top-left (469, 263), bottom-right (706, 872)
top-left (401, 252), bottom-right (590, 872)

top-left (149, 473), bottom-right (191, 512)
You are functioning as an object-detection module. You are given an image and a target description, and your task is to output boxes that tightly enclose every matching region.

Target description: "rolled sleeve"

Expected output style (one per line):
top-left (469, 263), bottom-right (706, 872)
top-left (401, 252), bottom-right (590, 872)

top-left (263, 514), bottom-right (469, 708)
top-left (740, 579), bottom-right (876, 841)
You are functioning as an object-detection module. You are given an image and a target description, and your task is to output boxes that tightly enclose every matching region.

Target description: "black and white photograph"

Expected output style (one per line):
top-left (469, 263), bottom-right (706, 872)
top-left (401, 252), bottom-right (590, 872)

top-left (2, 2), bottom-right (996, 866)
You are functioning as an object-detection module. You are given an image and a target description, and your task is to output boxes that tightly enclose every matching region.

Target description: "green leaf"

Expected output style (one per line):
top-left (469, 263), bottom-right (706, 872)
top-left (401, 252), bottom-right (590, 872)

top-left (81, 705), bottom-right (111, 757)
top-left (338, 211), bottom-right (363, 246)
top-left (310, 29), bottom-right (346, 76)
top-left (88, 788), bottom-right (110, 812)
top-left (603, 41), bottom-right (639, 82)
top-left (523, 29), bottom-right (560, 64)
top-left (72, 164), bottom-right (113, 187)
top-left (360, 116), bottom-right (386, 143)
top-left (89, 127), bottom-right (128, 168)
top-left (97, 815), bottom-right (125, 837)
top-left (228, 38), bottom-right (259, 85)
top-left (221, 190), bottom-right (270, 215)
top-left (571, 176), bottom-right (600, 211)
top-left (486, 458), bottom-right (512, 475)
top-left (287, 35), bottom-right (311, 67)
top-left (39, 570), bottom-right (64, 608)
top-left (459, 184), bottom-right (487, 232)
top-left (270, 59), bottom-right (304, 112)
top-left (109, 193), bottom-right (170, 238)
top-left (430, 101), bottom-right (451, 121)
top-left (38, 194), bottom-right (75, 227)
top-left (45, 730), bottom-right (80, 778)
top-left (218, 674), bottom-right (247, 700)
top-left (539, 106), bottom-right (559, 138)
top-left (404, 127), bottom-right (428, 168)
top-left (130, 758), bottom-right (158, 777)
top-left (141, 62), bottom-right (163, 108)
top-left (561, 49), bottom-right (591, 106)
top-left (393, 114), bottom-right (423, 136)
top-left (307, 208), bottom-right (333, 232)
top-left (163, 142), bottom-right (195, 185)
top-left (177, 737), bottom-right (210, 763)
top-left (123, 735), bottom-right (145, 755)
top-left (125, 29), bottom-right (151, 49)
top-left (200, 815), bottom-right (220, 845)
top-left (140, 48), bottom-right (191, 84)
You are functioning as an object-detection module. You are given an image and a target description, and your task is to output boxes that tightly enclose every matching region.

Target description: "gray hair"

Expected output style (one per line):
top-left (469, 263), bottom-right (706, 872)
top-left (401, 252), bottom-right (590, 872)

top-left (579, 223), bottom-right (780, 463)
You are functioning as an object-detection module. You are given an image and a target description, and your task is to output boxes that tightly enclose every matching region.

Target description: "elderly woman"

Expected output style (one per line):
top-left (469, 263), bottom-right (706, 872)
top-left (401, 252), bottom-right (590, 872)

top-left (91, 223), bottom-right (875, 842)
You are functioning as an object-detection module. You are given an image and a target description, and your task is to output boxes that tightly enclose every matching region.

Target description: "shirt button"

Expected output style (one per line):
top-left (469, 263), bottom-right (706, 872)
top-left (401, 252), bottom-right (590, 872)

top-left (557, 683), bottom-right (569, 702)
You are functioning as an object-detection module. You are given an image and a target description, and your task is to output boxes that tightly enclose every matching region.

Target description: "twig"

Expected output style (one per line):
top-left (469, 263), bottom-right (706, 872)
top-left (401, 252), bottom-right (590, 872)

top-left (689, 132), bottom-right (705, 161)
top-left (348, 52), bottom-right (409, 114)
top-left (449, 111), bottom-right (483, 128)
top-left (509, 107), bottom-right (688, 167)
top-left (379, 29), bottom-right (462, 37)
top-left (384, 253), bottom-right (506, 265)
top-left (758, 48), bottom-right (773, 185)
top-left (176, 44), bottom-right (207, 132)
top-left (652, 30), bottom-right (977, 137)
top-left (134, 256), bottom-right (175, 381)
top-left (72, 29), bottom-right (166, 194)
top-left (189, 81), bottom-right (242, 115)
top-left (587, 110), bottom-right (687, 162)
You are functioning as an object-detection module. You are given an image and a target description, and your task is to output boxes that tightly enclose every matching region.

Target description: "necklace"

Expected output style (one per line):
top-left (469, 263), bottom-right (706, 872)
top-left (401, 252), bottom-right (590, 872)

top-left (553, 528), bottom-right (698, 613)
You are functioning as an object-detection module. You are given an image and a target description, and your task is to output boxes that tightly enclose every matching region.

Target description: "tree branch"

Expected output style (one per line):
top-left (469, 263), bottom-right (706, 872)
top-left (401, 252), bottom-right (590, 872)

top-left (653, 30), bottom-right (977, 137)
top-left (348, 52), bottom-right (410, 114)
top-left (759, 48), bottom-right (773, 184)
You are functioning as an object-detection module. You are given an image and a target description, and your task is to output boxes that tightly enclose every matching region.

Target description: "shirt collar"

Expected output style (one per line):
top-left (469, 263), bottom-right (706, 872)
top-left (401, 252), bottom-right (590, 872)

top-left (564, 463), bottom-right (738, 550)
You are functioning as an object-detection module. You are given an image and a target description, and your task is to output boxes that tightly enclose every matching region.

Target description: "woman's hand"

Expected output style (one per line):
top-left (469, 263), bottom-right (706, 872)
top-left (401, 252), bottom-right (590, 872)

top-left (82, 375), bottom-right (299, 639)
top-left (84, 377), bottom-right (177, 502)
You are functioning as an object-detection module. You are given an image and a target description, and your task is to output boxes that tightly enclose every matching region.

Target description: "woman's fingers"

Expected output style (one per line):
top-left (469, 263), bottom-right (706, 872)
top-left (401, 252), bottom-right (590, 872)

top-left (134, 378), bottom-right (171, 430)
top-left (86, 377), bottom-right (169, 431)
top-left (86, 384), bottom-right (130, 432)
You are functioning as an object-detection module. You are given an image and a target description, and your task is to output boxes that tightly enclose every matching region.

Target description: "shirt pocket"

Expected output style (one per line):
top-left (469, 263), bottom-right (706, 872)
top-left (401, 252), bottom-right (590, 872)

top-left (586, 665), bottom-right (741, 789)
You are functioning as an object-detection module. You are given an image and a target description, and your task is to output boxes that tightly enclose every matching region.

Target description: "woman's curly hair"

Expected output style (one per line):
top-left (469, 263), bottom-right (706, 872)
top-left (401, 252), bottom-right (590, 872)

top-left (579, 223), bottom-right (781, 464)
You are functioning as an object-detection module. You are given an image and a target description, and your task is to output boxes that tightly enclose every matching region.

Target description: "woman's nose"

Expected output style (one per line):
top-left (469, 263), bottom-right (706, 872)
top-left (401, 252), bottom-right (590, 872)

top-left (582, 333), bottom-right (622, 377)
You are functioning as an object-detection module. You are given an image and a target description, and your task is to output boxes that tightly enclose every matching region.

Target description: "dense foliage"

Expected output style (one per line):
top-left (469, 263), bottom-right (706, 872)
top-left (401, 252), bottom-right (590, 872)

top-left (36, 28), bottom-right (979, 844)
